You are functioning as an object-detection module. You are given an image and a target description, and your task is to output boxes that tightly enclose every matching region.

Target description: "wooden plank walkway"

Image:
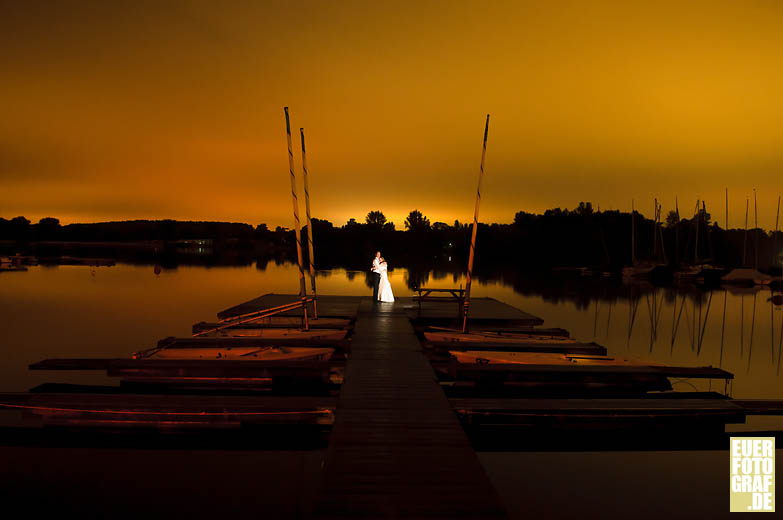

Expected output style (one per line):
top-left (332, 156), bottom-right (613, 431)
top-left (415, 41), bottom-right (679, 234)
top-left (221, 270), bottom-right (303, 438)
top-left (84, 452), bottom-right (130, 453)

top-left (410, 297), bottom-right (543, 325)
top-left (313, 298), bottom-right (507, 519)
top-left (218, 294), bottom-right (363, 319)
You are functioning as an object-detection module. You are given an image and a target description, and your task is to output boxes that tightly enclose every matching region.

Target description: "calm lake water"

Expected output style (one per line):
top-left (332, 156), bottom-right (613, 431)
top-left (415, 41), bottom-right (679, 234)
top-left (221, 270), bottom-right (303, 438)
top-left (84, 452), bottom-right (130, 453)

top-left (1, 262), bottom-right (780, 519)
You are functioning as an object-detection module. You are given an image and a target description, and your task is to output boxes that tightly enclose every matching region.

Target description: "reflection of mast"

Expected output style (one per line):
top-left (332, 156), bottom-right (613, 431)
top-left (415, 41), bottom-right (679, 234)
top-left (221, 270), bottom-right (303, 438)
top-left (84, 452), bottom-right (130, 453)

top-left (778, 299), bottom-right (783, 376)
top-left (740, 294), bottom-right (745, 356)
top-left (719, 289), bottom-right (727, 367)
top-left (627, 294), bottom-right (640, 349)
top-left (771, 289), bottom-right (776, 363)
top-left (696, 291), bottom-right (713, 355)
top-left (671, 292), bottom-right (686, 353)
top-left (747, 291), bottom-right (757, 373)
top-left (645, 289), bottom-right (663, 352)
top-left (683, 299), bottom-right (695, 350)
top-left (605, 300), bottom-right (613, 338)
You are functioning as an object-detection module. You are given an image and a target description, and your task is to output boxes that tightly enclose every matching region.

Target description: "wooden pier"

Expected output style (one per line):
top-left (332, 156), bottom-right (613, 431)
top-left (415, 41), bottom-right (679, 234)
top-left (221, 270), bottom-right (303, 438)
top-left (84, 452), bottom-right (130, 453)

top-left (313, 298), bottom-right (507, 519)
top-left (7, 291), bottom-right (783, 517)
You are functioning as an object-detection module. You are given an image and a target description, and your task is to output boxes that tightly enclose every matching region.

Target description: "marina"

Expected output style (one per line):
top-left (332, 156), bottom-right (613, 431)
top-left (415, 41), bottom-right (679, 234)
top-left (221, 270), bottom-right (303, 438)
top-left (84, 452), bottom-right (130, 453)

top-left (2, 284), bottom-right (782, 517)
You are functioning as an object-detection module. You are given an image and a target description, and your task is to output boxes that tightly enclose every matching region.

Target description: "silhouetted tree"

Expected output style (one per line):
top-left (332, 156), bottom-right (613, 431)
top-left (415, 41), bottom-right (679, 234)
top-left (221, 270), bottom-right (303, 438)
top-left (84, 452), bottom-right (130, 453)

top-left (405, 210), bottom-right (430, 231)
top-left (575, 202), bottom-right (593, 216)
top-left (365, 210), bottom-right (387, 227)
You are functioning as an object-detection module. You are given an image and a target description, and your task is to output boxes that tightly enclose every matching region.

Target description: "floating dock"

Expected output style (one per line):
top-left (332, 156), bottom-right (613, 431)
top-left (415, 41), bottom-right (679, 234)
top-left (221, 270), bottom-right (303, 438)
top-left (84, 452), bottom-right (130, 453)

top-left (4, 292), bottom-right (783, 518)
top-left (313, 298), bottom-right (506, 518)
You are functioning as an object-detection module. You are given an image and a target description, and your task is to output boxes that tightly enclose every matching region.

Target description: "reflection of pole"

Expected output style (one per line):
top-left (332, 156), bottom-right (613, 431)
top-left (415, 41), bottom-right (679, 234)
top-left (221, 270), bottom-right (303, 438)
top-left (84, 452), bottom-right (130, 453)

top-left (462, 114), bottom-right (490, 333)
top-left (778, 297), bottom-right (783, 375)
top-left (627, 295), bottom-right (639, 349)
top-left (748, 291), bottom-right (757, 372)
top-left (719, 289), bottom-right (727, 367)
top-left (697, 291), bottom-right (713, 355)
top-left (740, 294), bottom-right (745, 356)
top-left (771, 290), bottom-right (775, 363)
top-left (300, 128), bottom-right (318, 319)
top-left (284, 107), bottom-right (309, 330)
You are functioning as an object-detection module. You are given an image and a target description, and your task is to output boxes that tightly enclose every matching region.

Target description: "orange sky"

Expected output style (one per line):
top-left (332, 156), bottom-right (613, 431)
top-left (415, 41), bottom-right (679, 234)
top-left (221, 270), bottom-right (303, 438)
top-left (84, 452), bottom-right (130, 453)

top-left (2, 1), bottom-right (783, 229)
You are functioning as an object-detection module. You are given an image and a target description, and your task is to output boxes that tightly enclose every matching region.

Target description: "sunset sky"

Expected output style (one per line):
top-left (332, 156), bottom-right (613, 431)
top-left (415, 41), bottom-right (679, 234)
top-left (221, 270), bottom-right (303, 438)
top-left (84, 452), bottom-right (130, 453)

top-left (2, 1), bottom-right (783, 230)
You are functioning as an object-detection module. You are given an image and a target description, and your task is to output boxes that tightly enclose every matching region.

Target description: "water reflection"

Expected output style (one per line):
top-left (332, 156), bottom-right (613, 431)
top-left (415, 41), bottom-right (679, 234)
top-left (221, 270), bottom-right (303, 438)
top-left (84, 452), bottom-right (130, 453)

top-left (0, 263), bottom-right (781, 403)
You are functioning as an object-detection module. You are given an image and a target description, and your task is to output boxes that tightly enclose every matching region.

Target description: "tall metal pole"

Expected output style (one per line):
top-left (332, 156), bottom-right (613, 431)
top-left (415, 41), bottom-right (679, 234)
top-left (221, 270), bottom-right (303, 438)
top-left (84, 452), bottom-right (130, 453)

top-left (300, 127), bottom-right (318, 319)
top-left (675, 196), bottom-right (680, 266)
top-left (284, 107), bottom-right (309, 329)
top-left (462, 114), bottom-right (490, 333)
top-left (775, 195), bottom-right (780, 273)
top-left (694, 199), bottom-right (699, 266)
top-left (631, 199), bottom-right (636, 265)
top-left (743, 197), bottom-right (749, 267)
top-left (653, 198), bottom-right (658, 260)
top-left (754, 188), bottom-right (759, 270)
top-left (725, 188), bottom-right (728, 230)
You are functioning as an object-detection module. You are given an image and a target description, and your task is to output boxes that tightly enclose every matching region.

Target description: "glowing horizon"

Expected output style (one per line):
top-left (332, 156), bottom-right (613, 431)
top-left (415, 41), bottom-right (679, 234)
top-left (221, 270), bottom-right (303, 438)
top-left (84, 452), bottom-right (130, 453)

top-left (3, 1), bottom-right (783, 230)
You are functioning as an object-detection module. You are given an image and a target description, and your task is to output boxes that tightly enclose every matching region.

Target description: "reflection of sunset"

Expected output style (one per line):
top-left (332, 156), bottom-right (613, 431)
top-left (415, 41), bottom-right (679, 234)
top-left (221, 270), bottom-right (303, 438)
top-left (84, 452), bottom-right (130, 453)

top-left (3, 2), bottom-right (783, 228)
top-left (2, 262), bottom-right (782, 413)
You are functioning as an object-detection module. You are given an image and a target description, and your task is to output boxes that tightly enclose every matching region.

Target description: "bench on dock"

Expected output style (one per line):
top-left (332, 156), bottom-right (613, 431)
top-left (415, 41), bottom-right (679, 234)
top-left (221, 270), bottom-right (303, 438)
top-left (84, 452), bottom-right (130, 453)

top-left (412, 286), bottom-right (465, 316)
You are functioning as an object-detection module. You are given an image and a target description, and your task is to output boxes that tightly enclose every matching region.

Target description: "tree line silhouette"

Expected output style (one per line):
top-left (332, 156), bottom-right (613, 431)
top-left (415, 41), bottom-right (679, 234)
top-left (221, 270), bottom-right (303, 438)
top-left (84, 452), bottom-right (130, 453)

top-left (2, 203), bottom-right (782, 273)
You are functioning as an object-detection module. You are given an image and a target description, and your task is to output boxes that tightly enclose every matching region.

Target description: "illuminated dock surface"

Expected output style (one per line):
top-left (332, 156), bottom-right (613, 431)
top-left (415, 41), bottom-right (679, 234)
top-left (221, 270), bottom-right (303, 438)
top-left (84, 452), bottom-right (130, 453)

top-left (311, 298), bottom-right (507, 519)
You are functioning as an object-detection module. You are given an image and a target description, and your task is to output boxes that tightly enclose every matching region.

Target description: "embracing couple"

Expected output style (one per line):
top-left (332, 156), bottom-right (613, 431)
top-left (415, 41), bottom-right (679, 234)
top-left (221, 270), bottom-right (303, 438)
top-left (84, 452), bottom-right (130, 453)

top-left (371, 251), bottom-right (395, 303)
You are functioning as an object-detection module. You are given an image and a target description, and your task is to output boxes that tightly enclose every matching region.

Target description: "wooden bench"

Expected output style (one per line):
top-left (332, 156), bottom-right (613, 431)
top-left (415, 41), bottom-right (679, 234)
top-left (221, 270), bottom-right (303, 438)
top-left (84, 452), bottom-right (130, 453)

top-left (412, 286), bottom-right (466, 316)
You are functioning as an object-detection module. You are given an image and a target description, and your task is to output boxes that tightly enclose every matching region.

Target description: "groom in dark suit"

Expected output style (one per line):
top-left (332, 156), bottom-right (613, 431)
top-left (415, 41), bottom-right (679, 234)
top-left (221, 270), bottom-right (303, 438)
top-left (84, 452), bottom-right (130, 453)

top-left (371, 251), bottom-right (381, 302)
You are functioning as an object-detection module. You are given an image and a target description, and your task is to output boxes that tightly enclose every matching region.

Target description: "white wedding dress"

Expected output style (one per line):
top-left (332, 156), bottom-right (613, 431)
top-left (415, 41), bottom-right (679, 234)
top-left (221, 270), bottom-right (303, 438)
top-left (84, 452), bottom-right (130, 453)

top-left (377, 263), bottom-right (395, 302)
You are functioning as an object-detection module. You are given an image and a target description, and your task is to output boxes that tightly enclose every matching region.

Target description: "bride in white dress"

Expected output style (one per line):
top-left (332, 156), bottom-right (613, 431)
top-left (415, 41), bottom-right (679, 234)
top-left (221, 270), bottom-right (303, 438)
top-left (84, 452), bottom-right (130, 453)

top-left (377, 258), bottom-right (395, 302)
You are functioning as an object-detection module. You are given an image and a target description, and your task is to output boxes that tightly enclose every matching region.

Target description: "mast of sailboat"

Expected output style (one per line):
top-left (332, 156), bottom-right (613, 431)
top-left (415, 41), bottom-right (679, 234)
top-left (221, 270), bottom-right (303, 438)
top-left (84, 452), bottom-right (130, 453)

top-left (653, 199), bottom-right (658, 261)
top-left (675, 197), bottom-right (680, 265)
top-left (694, 199), bottom-right (700, 266)
top-left (743, 197), bottom-right (749, 267)
top-left (725, 188), bottom-right (729, 231)
top-left (462, 114), bottom-right (490, 334)
top-left (775, 195), bottom-right (781, 274)
top-left (300, 127), bottom-right (318, 319)
top-left (284, 107), bottom-right (309, 329)
top-left (754, 188), bottom-right (759, 270)
top-left (631, 199), bottom-right (636, 265)
top-left (658, 200), bottom-right (667, 264)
